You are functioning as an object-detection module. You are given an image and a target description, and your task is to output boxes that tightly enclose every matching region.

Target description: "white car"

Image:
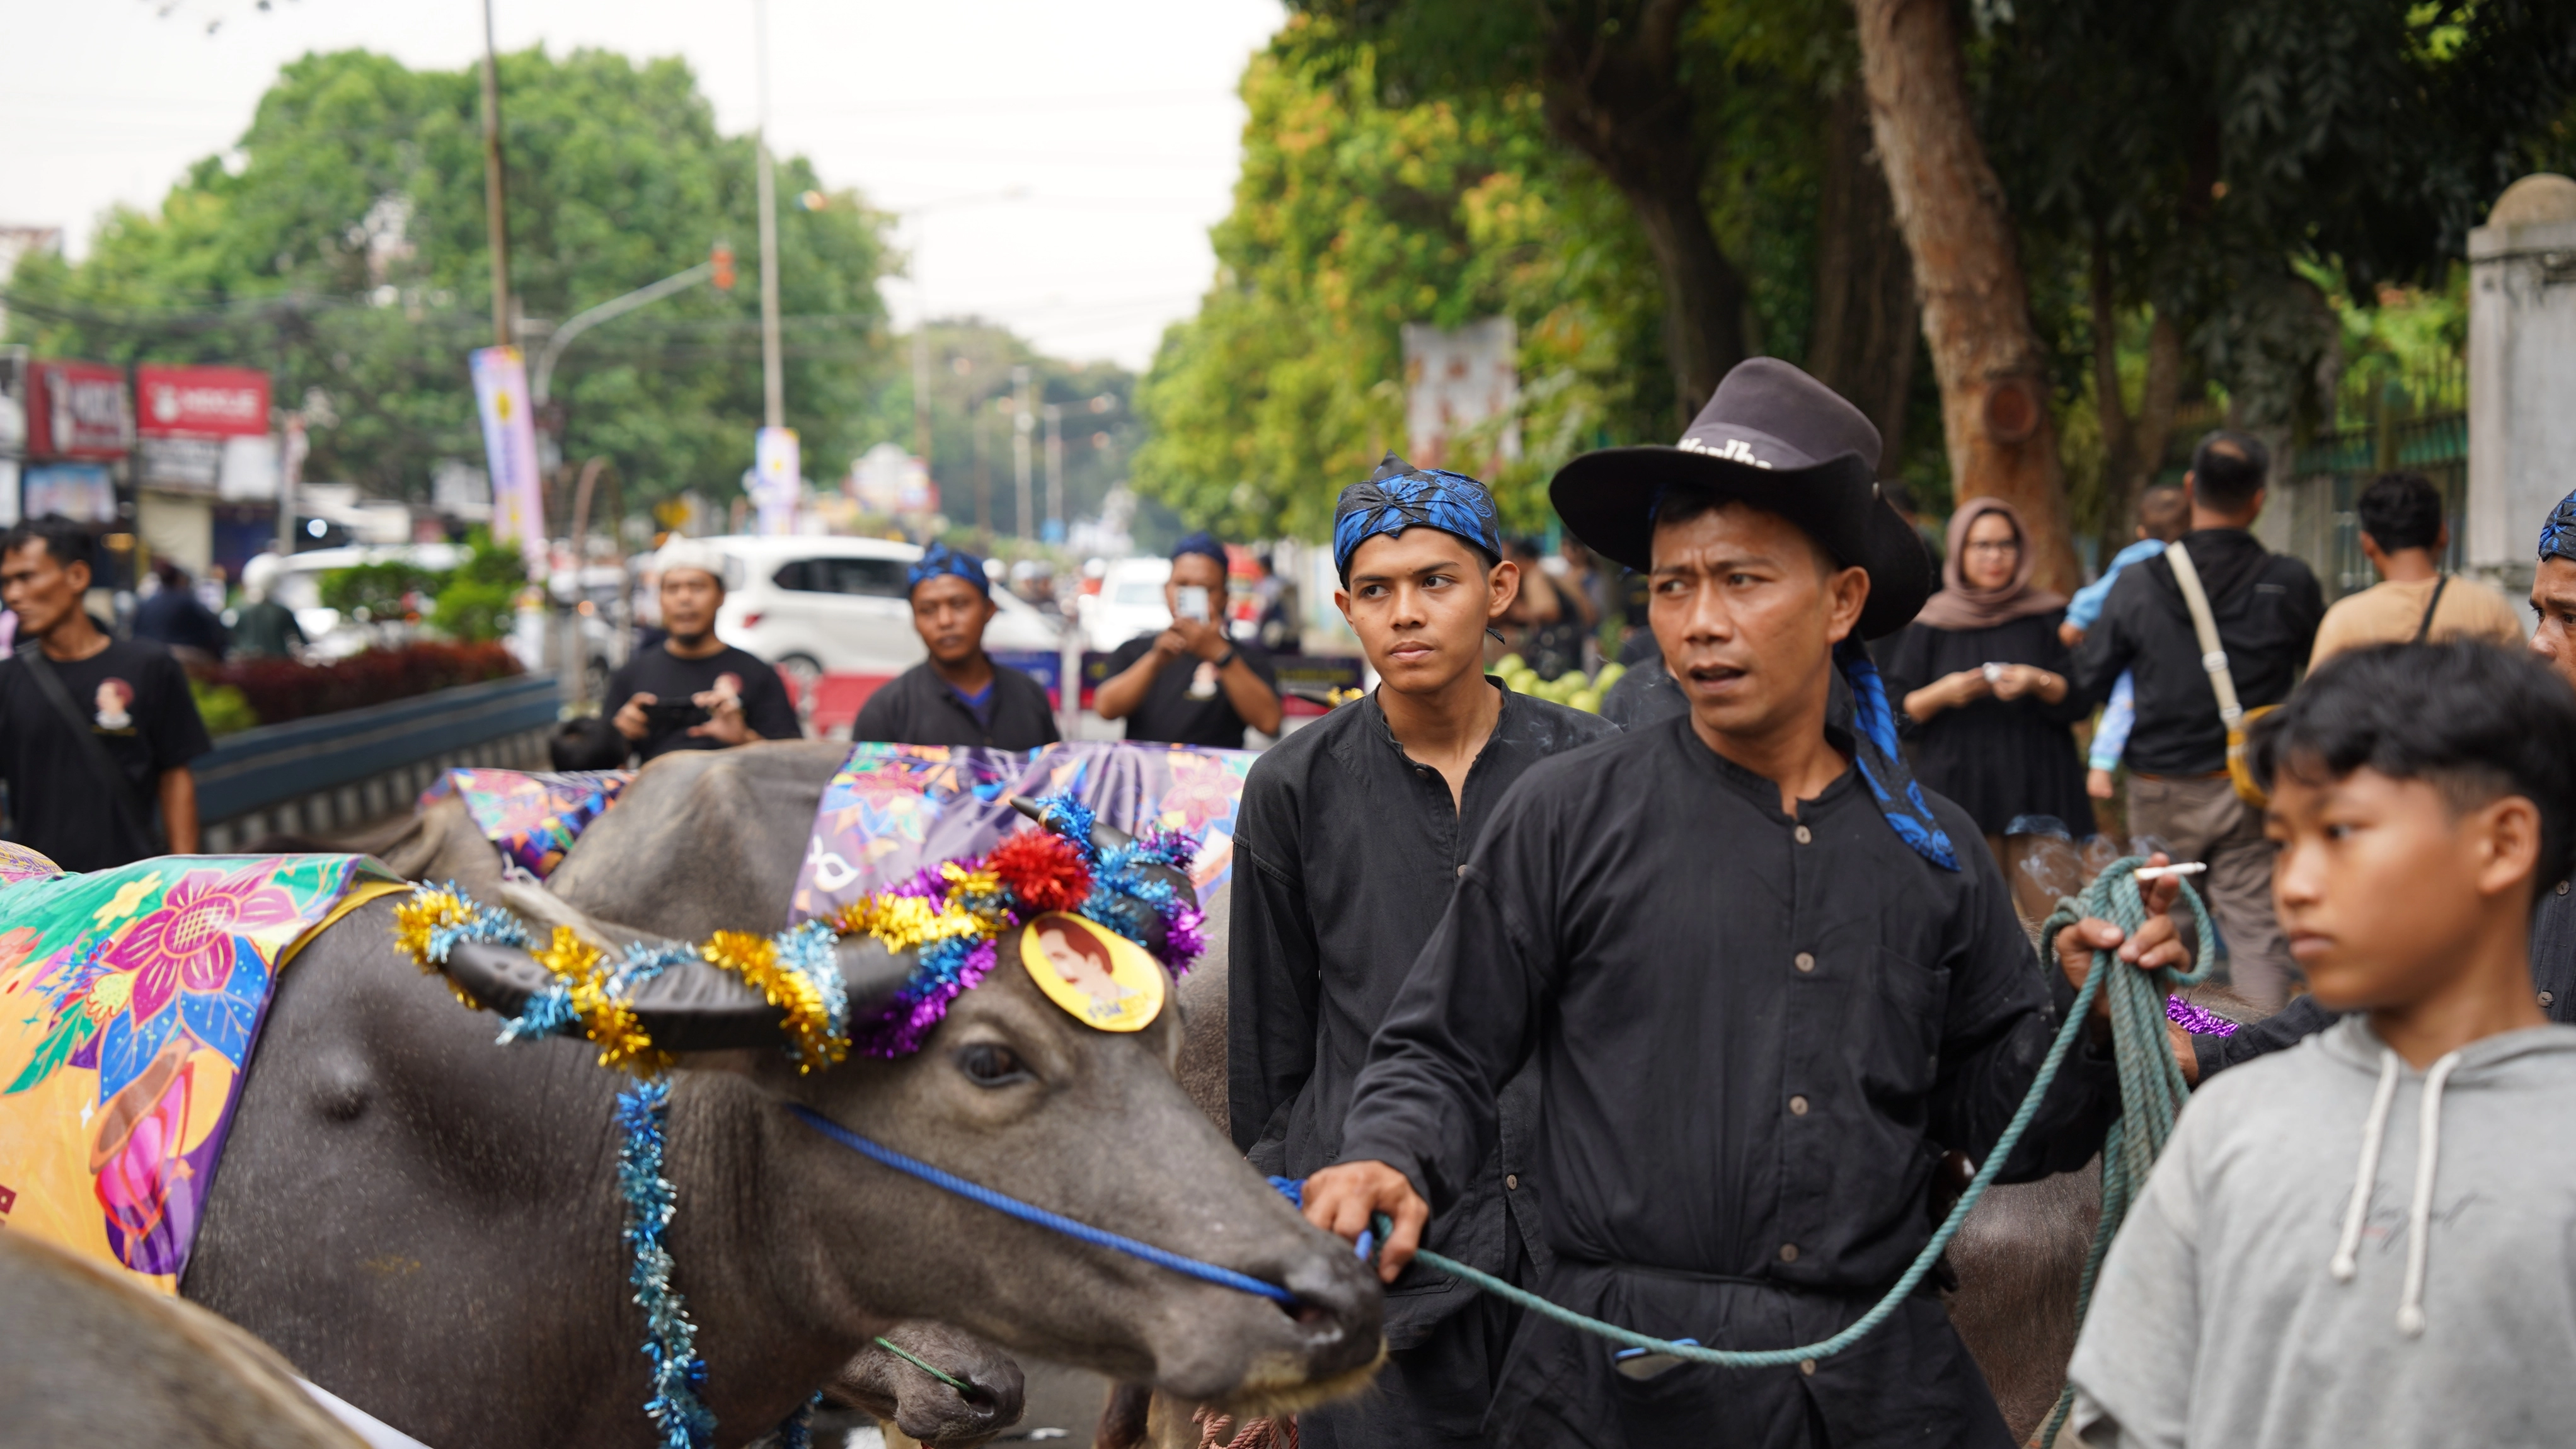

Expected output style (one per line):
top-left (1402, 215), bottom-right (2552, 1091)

top-left (258, 542), bottom-right (465, 660)
top-left (1082, 556), bottom-right (1172, 653)
top-left (664, 535), bottom-right (1062, 689)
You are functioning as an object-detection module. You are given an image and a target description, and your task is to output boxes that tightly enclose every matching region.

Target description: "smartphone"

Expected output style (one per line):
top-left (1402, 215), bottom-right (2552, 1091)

top-left (643, 698), bottom-right (710, 730)
top-left (1175, 585), bottom-right (1211, 622)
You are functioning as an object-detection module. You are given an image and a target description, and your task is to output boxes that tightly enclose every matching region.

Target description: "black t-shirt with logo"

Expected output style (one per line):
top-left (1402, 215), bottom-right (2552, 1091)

top-left (1105, 634), bottom-right (1279, 749)
top-left (604, 643), bottom-right (802, 761)
top-left (0, 638), bottom-right (214, 871)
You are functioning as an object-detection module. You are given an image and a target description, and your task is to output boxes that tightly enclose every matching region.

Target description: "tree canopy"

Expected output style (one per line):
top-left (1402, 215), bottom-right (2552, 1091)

top-left (1132, 18), bottom-right (1682, 540)
top-left (5, 46), bottom-right (894, 512)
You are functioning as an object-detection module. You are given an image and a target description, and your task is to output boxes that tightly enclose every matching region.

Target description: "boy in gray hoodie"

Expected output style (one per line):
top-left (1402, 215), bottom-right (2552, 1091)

top-left (2066, 639), bottom-right (2576, 1448)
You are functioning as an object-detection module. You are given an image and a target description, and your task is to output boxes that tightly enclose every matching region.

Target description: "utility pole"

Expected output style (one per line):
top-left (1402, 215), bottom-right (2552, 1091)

top-left (1011, 365), bottom-right (1034, 541)
top-left (1042, 402), bottom-right (1064, 542)
top-left (754, 0), bottom-right (783, 428)
top-left (479, 0), bottom-right (510, 346)
top-left (911, 319), bottom-right (932, 466)
top-left (971, 377), bottom-right (993, 537)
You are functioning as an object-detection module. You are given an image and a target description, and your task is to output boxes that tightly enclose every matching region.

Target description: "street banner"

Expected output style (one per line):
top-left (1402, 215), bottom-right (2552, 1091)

top-left (1400, 317), bottom-right (1520, 473)
top-left (469, 347), bottom-right (544, 564)
top-left (26, 360), bottom-right (131, 460)
top-left (753, 425), bottom-right (800, 536)
top-left (134, 365), bottom-right (270, 438)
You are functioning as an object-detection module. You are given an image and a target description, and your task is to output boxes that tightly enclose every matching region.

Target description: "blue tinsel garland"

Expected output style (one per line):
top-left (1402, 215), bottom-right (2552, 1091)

top-left (615, 1077), bottom-right (716, 1449)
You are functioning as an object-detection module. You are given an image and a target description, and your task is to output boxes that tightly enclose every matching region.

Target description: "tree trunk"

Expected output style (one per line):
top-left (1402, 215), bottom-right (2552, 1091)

top-left (1537, 0), bottom-right (1749, 423)
top-left (1853, 0), bottom-right (2078, 592)
top-left (2087, 228), bottom-right (2185, 549)
top-left (1808, 81), bottom-right (1921, 464)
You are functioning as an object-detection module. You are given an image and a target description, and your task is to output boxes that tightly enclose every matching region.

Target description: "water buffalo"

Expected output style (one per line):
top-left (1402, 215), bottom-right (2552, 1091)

top-left (175, 883), bottom-right (1381, 1449)
top-left (1, 1228), bottom-right (364, 1449)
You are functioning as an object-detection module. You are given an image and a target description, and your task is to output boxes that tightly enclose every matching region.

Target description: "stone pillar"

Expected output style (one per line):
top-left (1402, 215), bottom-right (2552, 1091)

top-left (2467, 174), bottom-right (2576, 595)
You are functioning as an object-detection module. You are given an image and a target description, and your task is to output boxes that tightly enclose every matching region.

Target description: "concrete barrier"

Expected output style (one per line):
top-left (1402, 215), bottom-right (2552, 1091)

top-left (195, 673), bottom-right (559, 849)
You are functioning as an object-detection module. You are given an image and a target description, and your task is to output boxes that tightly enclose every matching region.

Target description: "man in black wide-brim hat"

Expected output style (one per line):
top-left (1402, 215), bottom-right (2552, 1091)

top-left (1302, 358), bottom-right (2189, 1447)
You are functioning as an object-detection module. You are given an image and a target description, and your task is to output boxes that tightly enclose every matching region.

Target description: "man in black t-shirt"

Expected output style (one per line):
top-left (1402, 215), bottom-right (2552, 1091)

top-left (0, 517), bottom-right (212, 869)
top-left (607, 541), bottom-right (800, 763)
top-left (1094, 532), bottom-right (1283, 748)
top-left (851, 542), bottom-right (1061, 749)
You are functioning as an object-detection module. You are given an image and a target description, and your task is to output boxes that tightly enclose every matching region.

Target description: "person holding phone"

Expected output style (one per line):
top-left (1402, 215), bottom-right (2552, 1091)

top-left (1095, 531), bottom-right (1283, 747)
top-left (607, 539), bottom-right (800, 762)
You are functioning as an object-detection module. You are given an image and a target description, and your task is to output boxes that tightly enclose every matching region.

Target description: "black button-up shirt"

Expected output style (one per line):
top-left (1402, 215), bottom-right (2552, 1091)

top-left (1231, 679), bottom-right (1616, 1345)
top-left (1335, 713), bottom-right (2115, 1438)
top-left (849, 659), bottom-right (1061, 750)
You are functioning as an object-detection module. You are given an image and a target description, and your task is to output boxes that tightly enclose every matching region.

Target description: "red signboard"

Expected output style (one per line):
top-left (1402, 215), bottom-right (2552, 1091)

top-left (135, 364), bottom-right (270, 438)
top-left (26, 360), bottom-right (130, 459)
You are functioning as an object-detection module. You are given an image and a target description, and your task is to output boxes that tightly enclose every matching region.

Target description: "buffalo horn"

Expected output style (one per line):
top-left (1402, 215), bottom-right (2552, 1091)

top-left (1003, 795), bottom-right (1195, 960)
top-left (439, 934), bottom-right (924, 1056)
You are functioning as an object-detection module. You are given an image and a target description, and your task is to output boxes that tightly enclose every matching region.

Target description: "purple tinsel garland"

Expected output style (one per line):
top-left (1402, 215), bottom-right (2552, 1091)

top-left (851, 936), bottom-right (1000, 1058)
top-left (2165, 995), bottom-right (2240, 1037)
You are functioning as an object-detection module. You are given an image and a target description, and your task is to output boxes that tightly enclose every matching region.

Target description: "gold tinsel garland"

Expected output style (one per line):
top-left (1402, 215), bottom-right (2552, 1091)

top-left (701, 929), bottom-right (844, 1073)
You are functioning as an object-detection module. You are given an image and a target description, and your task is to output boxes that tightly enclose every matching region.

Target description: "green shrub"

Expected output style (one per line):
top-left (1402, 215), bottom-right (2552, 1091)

top-left (188, 678), bottom-right (261, 736)
top-left (319, 560), bottom-right (443, 622)
top-left (430, 527), bottom-right (532, 643)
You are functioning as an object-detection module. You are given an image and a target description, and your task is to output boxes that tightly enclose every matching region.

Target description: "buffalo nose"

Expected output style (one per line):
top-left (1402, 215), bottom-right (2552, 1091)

top-left (1276, 1241), bottom-right (1386, 1378)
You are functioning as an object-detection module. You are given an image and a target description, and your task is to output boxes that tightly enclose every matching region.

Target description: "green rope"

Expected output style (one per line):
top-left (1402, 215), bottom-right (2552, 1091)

top-left (872, 1334), bottom-right (976, 1395)
top-left (1375, 856), bottom-right (2213, 1389)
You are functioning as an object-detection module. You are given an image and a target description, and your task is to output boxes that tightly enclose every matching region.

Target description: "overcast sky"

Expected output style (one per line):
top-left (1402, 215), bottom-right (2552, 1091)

top-left (0, 0), bottom-right (1283, 370)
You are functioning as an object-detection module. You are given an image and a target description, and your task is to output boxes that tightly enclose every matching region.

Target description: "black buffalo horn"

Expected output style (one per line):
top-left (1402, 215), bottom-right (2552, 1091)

top-left (1003, 795), bottom-right (1195, 961)
top-left (438, 934), bottom-right (921, 1055)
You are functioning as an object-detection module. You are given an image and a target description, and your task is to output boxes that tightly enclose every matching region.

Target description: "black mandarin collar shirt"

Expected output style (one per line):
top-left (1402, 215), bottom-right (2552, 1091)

top-left (849, 658), bottom-right (1062, 750)
top-left (1337, 712), bottom-right (2117, 1295)
top-left (1229, 679), bottom-right (1616, 1341)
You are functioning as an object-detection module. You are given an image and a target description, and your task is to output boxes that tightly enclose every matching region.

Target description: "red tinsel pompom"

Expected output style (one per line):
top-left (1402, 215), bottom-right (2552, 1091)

top-left (986, 830), bottom-right (1093, 914)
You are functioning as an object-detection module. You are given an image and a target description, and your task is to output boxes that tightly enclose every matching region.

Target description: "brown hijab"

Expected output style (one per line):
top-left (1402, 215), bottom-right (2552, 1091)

top-left (1912, 496), bottom-right (2067, 631)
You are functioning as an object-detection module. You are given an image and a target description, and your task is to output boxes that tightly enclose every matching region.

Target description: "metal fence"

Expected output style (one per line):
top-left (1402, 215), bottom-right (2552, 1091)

top-left (2297, 362), bottom-right (2469, 598)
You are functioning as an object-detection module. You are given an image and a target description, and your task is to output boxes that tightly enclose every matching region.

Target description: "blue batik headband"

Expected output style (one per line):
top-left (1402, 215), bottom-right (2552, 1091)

top-left (2539, 488), bottom-right (2576, 565)
top-left (1331, 454), bottom-right (1505, 583)
top-left (907, 542), bottom-right (989, 598)
top-left (1170, 531), bottom-right (1230, 573)
top-left (1834, 636), bottom-right (1960, 871)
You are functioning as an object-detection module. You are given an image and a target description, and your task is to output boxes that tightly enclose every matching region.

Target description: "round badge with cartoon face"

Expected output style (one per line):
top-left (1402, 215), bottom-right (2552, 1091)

top-left (1018, 912), bottom-right (1165, 1031)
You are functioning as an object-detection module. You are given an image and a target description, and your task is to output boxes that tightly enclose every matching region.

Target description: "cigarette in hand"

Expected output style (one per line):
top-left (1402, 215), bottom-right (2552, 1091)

top-left (2134, 862), bottom-right (2207, 881)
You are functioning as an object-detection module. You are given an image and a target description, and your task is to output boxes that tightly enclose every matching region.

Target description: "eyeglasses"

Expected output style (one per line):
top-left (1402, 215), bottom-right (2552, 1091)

top-left (1964, 540), bottom-right (2021, 556)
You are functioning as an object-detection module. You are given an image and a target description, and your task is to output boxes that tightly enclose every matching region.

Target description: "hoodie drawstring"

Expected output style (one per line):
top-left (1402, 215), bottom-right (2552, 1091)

top-left (2396, 1051), bottom-right (2463, 1337)
top-left (2329, 1050), bottom-right (2401, 1284)
top-left (2327, 1045), bottom-right (2463, 1338)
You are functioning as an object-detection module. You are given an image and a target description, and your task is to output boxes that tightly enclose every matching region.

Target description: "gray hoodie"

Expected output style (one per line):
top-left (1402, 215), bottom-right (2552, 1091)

top-left (2066, 1016), bottom-right (2576, 1448)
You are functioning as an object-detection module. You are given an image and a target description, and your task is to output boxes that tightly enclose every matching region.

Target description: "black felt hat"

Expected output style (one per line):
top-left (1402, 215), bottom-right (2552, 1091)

top-left (1549, 357), bottom-right (1933, 638)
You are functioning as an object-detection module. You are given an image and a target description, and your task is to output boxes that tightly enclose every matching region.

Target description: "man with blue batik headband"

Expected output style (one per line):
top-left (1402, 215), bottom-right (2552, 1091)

top-left (851, 541), bottom-right (1060, 748)
top-left (1307, 359), bottom-right (2188, 1449)
top-left (1231, 455), bottom-right (1614, 1449)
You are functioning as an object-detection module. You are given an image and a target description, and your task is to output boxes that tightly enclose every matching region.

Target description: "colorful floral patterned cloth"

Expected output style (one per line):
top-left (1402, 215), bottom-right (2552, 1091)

top-left (791, 742), bottom-right (1254, 926)
top-left (418, 767), bottom-right (633, 878)
top-left (0, 854), bottom-right (406, 1291)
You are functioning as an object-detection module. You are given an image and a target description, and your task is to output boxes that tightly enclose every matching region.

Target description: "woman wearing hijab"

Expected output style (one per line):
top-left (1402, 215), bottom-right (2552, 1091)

top-left (1882, 496), bottom-right (2095, 864)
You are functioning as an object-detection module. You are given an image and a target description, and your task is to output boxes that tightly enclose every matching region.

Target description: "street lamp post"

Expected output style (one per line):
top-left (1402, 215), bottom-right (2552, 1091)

top-left (529, 259), bottom-right (720, 411)
top-left (754, 0), bottom-right (783, 430)
top-left (1011, 365), bottom-right (1035, 541)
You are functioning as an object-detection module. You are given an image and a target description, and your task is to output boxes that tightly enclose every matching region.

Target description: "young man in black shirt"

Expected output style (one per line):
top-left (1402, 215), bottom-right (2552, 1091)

top-left (851, 542), bottom-right (1061, 749)
top-left (1095, 532), bottom-right (1283, 748)
top-left (1303, 360), bottom-right (2187, 1448)
top-left (607, 540), bottom-right (800, 763)
top-left (0, 517), bottom-right (212, 869)
top-left (2069, 431), bottom-right (2325, 1010)
top-left (1232, 458), bottom-right (1615, 1448)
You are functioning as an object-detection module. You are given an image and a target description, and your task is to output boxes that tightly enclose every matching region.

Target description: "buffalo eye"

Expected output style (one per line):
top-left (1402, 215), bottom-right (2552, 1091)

top-left (955, 1042), bottom-right (1032, 1087)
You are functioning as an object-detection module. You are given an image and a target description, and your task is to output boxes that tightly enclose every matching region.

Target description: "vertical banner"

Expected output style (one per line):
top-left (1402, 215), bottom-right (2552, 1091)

top-left (1400, 317), bottom-right (1521, 473)
top-left (753, 425), bottom-right (800, 536)
top-left (469, 347), bottom-right (545, 566)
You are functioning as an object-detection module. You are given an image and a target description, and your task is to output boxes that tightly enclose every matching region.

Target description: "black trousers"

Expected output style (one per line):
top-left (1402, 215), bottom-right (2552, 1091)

top-left (1301, 1233), bottom-right (1531, 1449)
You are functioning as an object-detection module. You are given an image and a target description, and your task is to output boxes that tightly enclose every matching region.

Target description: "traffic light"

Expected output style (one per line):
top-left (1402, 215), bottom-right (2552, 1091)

top-left (711, 243), bottom-right (735, 291)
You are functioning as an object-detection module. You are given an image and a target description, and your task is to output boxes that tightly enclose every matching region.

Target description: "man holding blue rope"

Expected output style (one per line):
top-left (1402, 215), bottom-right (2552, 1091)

top-left (1304, 359), bottom-right (2188, 1448)
top-left (1231, 457), bottom-right (1616, 1448)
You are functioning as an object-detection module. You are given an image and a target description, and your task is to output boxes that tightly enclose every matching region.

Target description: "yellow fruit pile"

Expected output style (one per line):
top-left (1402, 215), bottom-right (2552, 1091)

top-left (1492, 654), bottom-right (1624, 715)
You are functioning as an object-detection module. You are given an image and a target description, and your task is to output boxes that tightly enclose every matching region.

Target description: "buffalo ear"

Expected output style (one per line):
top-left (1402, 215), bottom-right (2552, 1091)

top-left (836, 935), bottom-right (918, 1022)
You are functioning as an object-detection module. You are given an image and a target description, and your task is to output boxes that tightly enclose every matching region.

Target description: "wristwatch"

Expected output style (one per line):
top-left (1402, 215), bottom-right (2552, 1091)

top-left (1214, 646), bottom-right (1239, 669)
